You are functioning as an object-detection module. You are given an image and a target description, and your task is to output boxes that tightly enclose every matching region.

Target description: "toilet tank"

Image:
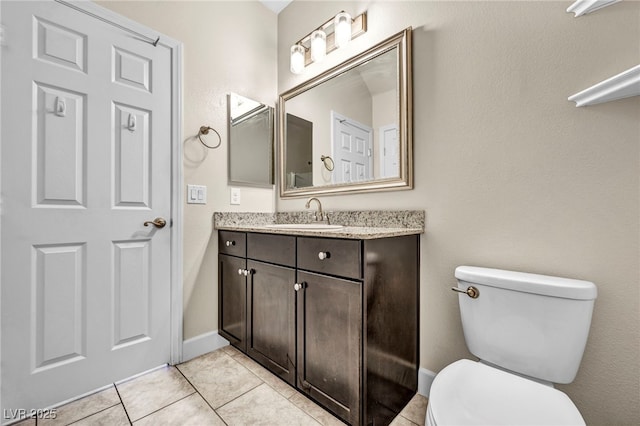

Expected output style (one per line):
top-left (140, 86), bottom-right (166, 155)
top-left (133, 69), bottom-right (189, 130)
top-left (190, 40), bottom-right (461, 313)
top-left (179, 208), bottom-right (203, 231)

top-left (454, 266), bottom-right (597, 384)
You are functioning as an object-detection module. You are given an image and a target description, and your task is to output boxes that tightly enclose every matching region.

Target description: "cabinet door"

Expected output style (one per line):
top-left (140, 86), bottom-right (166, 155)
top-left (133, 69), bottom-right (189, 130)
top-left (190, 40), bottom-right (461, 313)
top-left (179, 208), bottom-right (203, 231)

top-left (247, 260), bottom-right (296, 385)
top-left (218, 254), bottom-right (247, 352)
top-left (296, 271), bottom-right (362, 426)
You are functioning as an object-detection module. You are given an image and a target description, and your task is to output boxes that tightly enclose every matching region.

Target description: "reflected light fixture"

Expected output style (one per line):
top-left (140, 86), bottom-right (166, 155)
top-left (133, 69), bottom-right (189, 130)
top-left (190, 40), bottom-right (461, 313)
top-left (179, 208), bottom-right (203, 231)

top-left (289, 10), bottom-right (367, 75)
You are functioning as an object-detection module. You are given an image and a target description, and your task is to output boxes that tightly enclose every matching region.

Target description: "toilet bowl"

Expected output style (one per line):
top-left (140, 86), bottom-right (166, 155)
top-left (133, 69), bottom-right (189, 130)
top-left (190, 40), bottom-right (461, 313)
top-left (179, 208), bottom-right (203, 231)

top-left (426, 360), bottom-right (584, 425)
top-left (426, 266), bottom-right (597, 425)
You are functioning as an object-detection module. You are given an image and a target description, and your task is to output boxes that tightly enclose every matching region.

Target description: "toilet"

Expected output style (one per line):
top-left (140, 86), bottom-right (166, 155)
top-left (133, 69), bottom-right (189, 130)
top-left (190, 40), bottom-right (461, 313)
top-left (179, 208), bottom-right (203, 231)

top-left (426, 266), bottom-right (597, 425)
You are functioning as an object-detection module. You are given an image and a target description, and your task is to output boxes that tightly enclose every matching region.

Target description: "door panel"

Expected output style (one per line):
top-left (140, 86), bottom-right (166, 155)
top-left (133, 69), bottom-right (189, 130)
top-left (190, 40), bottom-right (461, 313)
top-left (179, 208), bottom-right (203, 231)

top-left (112, 240), bottom-right (151, 348)
top-left (296, 271), bottom-right (362, 425)
top-left (1, 0), bottom-right (173, 415)
top-left (113, 47), bottom-right (151, 92)
top-left (35, 16), bottom-right (87, 72)
top-left (113, 103), bottom-right (151, 208)
top-left (247, 260), bottom-right (296, 385)
top-left (219, 254), bottom-right (247, 351)
top-left (33, 243), bottom-right (87, 371)
top-left (34, 83), bottom-right (87, 206)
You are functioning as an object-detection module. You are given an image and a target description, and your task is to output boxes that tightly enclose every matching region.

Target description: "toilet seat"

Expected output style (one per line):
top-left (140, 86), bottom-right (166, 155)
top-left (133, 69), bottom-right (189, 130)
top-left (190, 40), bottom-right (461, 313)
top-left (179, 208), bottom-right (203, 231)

top-left (428, 359), bottom-right (585, 426)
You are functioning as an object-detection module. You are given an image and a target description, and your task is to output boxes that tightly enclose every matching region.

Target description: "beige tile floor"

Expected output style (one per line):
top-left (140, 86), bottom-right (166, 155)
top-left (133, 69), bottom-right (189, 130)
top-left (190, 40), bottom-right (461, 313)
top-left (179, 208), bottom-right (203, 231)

top-left (15, 345), bottom-right (428, 426)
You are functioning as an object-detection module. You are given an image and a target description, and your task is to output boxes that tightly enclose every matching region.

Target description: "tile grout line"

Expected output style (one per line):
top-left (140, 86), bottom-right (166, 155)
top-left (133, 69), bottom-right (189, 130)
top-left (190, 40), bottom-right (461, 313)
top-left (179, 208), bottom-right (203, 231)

top-left (225, 352), bottom-right (334, 426)
top-left (399, 414), bottom-right (420, 426)
top-left (113, 383), bottom-right (133, 425)
top-left (208, 353), bottom-right (271, 410)
top-left (54, 385), bottom-right (123, 426)
top-left (126, 389), bottom-right (197, 425)
top-left (65, 403), bottom-right (124, 426)
top-left (174, 362), bottom-right (237, 426)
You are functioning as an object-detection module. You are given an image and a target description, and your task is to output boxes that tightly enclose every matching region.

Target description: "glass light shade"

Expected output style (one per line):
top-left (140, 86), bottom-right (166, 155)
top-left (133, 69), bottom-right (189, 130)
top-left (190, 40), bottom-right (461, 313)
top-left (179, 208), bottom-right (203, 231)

top-left (310, 30), bottom-right (326, 63)
top-left (290, 44), bottom-right (305, 74)
top-left (334, 12), bottom-right (352, 48)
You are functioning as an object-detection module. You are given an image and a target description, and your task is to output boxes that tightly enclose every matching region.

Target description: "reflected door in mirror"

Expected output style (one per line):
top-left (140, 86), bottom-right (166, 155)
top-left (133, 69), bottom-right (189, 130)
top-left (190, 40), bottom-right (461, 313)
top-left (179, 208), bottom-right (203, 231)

top-left (285, 113), bottom-right (313, 189)
top-left (332, 112), bottom-right (373, 184)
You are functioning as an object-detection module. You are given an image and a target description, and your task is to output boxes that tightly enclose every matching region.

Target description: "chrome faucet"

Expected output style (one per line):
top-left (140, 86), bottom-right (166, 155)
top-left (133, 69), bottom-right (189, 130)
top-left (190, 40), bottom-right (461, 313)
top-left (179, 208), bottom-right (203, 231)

top-left (305, 197), bottom-right (328, 223)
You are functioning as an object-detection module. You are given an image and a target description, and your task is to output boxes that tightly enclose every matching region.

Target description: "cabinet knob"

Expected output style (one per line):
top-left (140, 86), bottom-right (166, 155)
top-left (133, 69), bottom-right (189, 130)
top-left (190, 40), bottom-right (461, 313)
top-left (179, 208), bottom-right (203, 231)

top-left (237, 268), bottom-right (244, 276)
top-left (294, 283), bottom-right (304, 291)
top-left (318, 251), bottom-right (330, 260)
top-left (225, 240), bottom-right (236, 247)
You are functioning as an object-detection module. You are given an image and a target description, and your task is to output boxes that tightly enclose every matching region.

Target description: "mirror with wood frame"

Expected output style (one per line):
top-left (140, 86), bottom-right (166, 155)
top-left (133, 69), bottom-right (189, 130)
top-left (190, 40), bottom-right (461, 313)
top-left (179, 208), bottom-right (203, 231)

top-left (279, 27), bottom-right (412, 197)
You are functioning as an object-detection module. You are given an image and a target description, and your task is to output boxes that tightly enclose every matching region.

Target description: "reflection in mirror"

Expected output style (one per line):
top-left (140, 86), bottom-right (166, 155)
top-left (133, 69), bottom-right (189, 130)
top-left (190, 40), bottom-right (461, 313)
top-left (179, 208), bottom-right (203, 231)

top-left (228, 93), bottom-right (274, 186)
top-left (285, 114), bottom-right (313, 188)
top-left (279, 27), bottom-right (412, 197)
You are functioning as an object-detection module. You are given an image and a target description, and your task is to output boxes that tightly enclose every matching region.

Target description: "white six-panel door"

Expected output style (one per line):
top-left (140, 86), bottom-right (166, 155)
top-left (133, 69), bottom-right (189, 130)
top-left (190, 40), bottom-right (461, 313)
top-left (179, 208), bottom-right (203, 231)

top-left (331, 112), bottom-right (373, 184)
top-left (1, 0), bottom-right (175, 415)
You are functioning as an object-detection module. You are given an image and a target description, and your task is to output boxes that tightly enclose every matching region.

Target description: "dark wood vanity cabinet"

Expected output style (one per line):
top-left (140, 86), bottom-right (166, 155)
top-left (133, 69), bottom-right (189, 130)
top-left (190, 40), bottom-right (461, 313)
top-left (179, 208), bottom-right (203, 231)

top-left (297, 270), bottom-right (362, 424)
top-left (245, 232), bottom-right (297, 387)
top-left (218, 230), bottom-right (419, 426)
top-left (219, 232), bottom-right (296, 385)
top-left (218, 231), bottom-right (247, 352)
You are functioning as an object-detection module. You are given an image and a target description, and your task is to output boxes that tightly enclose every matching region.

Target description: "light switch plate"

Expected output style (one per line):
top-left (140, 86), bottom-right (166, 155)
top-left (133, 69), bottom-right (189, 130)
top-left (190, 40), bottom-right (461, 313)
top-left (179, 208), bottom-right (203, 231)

top-left (187, 184), bottom-right (207, 204)
top-left (230, 187), bottom-right (241, 205)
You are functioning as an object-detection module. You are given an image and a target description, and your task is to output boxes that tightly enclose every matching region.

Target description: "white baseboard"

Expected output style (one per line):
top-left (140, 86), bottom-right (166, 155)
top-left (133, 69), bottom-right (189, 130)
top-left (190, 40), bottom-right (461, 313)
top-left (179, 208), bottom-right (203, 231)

top-left (418, 367), bottom-right (436, 397)
top-left (182, 330), bottom-right (229, 362)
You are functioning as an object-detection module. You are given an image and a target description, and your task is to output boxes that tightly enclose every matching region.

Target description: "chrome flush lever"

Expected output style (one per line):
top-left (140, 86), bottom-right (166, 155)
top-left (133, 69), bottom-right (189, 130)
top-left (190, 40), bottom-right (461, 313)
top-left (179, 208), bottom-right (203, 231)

top-left (451, 286), bottom-right (480, 299)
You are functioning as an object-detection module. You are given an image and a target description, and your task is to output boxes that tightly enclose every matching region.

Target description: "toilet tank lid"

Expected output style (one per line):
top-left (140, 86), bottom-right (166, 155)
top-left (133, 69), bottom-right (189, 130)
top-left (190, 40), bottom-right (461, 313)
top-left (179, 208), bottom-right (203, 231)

top-left (455, 266), bottom-right (597, 300)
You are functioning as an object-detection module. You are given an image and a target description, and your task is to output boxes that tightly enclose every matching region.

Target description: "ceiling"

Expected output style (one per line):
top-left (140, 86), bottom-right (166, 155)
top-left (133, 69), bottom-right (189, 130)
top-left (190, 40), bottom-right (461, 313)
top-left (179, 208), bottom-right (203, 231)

top-left (259, 0), bottom-right (293, 14)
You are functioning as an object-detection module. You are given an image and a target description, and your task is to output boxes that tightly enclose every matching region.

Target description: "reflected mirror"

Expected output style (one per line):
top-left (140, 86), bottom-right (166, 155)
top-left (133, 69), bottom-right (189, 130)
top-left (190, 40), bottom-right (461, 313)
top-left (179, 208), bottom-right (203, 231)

top-left (228, 93), bottom-right (274, 187)
top-left (279, 27), bottom-right (412, 197)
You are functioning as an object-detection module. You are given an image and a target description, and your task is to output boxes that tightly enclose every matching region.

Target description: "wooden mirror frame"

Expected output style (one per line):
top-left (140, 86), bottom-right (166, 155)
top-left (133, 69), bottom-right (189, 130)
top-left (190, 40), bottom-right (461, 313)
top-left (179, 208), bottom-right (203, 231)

top-left (278, 27), bottom-right (413, 198)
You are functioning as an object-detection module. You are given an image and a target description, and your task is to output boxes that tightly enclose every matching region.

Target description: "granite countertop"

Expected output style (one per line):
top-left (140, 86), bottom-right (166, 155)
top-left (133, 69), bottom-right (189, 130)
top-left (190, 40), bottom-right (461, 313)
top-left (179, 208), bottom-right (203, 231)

top-left (213, 211), bottom-right (425, 240)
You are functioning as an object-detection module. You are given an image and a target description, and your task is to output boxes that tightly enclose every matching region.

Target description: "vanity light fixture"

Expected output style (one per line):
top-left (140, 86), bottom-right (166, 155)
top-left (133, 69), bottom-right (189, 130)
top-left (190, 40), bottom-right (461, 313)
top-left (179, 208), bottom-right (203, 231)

top-left (310, 30), bottom-right (327, 63)
top-left (334, 12), bottom-right (352, 48)
top-left (290, 44), bottom-right (305, 74)
top-left (289, 11), bottom-right (367, 74)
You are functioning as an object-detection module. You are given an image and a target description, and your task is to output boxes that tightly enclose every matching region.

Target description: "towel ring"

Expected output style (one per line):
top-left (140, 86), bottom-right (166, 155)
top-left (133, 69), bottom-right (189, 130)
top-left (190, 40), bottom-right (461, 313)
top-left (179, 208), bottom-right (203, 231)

top-left (198, 126), bottom-right (222, 149)
top-left (320, 155), bottom-right (334, 171)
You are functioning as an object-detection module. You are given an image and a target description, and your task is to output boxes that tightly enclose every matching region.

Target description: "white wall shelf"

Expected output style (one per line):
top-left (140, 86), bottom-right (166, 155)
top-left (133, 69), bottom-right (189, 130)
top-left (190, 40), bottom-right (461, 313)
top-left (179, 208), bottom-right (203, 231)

top-left (569, 65), bottom-right (640, 107)
top-left (567, 0), bottom-right (621, 17)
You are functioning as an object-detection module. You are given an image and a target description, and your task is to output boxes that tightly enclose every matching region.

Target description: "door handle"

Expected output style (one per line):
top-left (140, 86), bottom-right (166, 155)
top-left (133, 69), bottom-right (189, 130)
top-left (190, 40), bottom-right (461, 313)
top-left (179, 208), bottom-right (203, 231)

top-left (144, 217), bottom-right (167, 229)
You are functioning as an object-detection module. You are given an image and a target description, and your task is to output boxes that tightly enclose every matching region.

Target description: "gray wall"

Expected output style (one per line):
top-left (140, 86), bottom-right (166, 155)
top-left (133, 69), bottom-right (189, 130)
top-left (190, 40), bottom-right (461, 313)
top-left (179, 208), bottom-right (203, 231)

top-left (277, 1), bottom-right (639, 425)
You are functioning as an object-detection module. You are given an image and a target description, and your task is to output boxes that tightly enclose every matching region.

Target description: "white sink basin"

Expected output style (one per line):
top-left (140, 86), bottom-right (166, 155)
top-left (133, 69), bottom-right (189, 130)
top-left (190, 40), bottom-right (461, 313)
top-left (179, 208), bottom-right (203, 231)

top-left (264, 224), bottom-right (344, 231)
